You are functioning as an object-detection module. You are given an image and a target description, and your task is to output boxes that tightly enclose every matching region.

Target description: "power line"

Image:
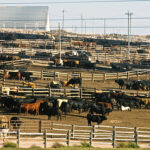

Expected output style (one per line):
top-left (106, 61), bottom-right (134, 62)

top-left (40, 26), bottom-right (150, 28)
top-left (0, 0), bottom-right (150, 4)
top-left (0, 17), bottom-right (150, 22)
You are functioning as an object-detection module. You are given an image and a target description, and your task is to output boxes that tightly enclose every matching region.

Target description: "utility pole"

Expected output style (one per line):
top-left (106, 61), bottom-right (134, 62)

top-left (80, 14), bottom-right (83, 34)
top-left (125, 11), bottom-right (133, 59)
top-left (104, 18), bottom-right (106, 39)
top-left (85, 20), bottom-right (87, 34)
top-left (58, 23), bottom-right (62, 65)
top-left (62, 9), bottom-right (65, 30)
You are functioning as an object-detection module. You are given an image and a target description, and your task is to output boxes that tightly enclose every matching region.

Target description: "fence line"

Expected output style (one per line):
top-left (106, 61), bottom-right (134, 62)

top-left (1, 121), bottom-right (150, 148)
top-left (1, 83), bottom-right (150, 98)
top-left (0, 69), bottom-right (150, 83)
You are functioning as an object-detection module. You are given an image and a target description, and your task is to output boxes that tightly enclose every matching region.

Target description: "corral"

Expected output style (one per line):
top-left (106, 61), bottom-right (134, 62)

top-left (0, 29), bottom-right (150, 148)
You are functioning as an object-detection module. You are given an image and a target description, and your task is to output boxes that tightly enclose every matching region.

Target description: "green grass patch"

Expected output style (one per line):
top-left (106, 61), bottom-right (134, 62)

top-left (80, 141), bottom-right (92, 148)
top-left (3, 142), bottom-right (17, 148)
top-left (117, 142), bottom-right (140, 148)
top-left (30, 145), bottom-right (42, 149)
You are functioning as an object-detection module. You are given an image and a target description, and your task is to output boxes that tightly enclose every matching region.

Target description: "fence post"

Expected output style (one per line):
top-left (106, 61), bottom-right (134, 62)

top-left (92, 125), bottom-right (95, 138)
top-left (67, 130), bottom-right (70, 146)
top-left (17, 129), bottom-right (20, 148)
top-left (17, 86), bottom-right (19, 95)
top-left (8, 120), bottom-right (11, 130)
top-left (50, 122), bottom-right (53, 138)
top-left (32, 88), bottom-right (34, 97)
top-left (137, 90), bottom-right (139, 96)
top-left (39, 120), bottom-right (42, 133)
top-left (67, 73), bottom-right (69, 81)
top-left (89, 131), bottom-right (93, 146)
top-left (80, 73), bottom-right (82, 78)
top-left (44, 129), bottom-right (47, 149)
top-left (71, 124), bottom-right (74, 138)
top-left (92, 73), bottom-right (94, 81)
top-left (49, 87), bottom-right (51, 97)
top-left (64, 88), bottom-right (67, 97)
top-left (54, 72), bottom-right (56, 81)
top-left (137, 71), bottom-right (139, 80)
top-left (3, 78), bottom-right (5, 87)
top-left (127, 71), bottom-right (129, 80)
top-left (112, 126), bottom-right (116, 148)
top-left (117, 72), bottom-right (119, 80)
top-left (41, 70), bottom-right (43, 80)
top-left (80, 88), bottom-right (83, 99)
top-left (134, 127), bottom-right (138, 145)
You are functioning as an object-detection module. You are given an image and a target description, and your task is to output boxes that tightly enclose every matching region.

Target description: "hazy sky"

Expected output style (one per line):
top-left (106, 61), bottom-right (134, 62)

top-left (0, 0), bottom-right (150, 35)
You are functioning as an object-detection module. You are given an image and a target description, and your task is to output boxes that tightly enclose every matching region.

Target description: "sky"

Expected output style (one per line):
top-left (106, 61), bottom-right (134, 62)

top-left (0, 0), bottom-right (150, 35)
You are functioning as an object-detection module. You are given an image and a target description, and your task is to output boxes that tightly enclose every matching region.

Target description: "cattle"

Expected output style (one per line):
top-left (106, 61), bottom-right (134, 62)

top-left (115, 79), bottom-right (150, 91)
top-left (67, 77), bottom-right (82, 88)
top-left (10, 117), bottom-right (23, 130)
top-left (115, 79), bottom-right (126, 89)
top-left (57, 99), bottom-right (68, 107)
top-left (47, 107), bottom-right (62, 120)
top-left (69, 98), bottom-right (89, 114)
top-left (20, 72), bottom-right (34, 81)
top-left (4, 71), bottom-right (20, 80)
top-left (63, 60), bottom-right (79, 68)
top-left (60, 102), bottom-right (71, 115)
top-left (50, 81), bottom-right (62, 88)
top-left (41, 98), bottom-right (63, 120)
top-left (121, 105), bottom-right (131, 111)
top-left (87, 113), bottom-right (107, 126)
top-left (60, 81), bottom-right (68, 87)
top-left (20, 100), bottom-right (44, 115)
top-left (23, 82), bottom-right (36, 89)
top-left (112, 92), bottom-right (144, 110)
top-left (89, 103), bottom-right (112, 116)
top-left (97, 102), bottom-right (112, 109)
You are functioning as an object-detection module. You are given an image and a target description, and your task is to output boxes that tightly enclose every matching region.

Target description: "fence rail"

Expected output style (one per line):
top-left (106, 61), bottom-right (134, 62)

top-left (0, 69), bottom-right (150, 82)
top-left (1, 121), bottom-right (150, 148)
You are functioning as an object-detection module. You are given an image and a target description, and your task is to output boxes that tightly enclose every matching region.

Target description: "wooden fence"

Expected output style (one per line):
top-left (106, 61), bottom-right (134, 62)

top-left (1, 121), bottom-right (150, 148)
top-left (0, 69), bottom-right (149, 82)
top-left (7, 86), bottom-right (95, 99)
top-left (29, 69), bottom-right (150, 81)
top-left (2, 83), bottom-right (150, 99)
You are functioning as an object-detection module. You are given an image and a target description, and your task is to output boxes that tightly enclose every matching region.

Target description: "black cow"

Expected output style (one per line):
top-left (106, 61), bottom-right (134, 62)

top-left (47, 107), bottom-right (62, 120)
top-left (60, 102), bottom-right (71, 115)
top-left (67, 77), bottom-right (82, 87)
top-left (10, 117), bottom-right (23, 130)
top-left (115, 79), bottom-right (126, 89)
top-left (87, 113), bottom-right (107, 126)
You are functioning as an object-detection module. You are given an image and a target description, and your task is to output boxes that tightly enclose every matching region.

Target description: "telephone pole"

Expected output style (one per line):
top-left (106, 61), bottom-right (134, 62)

top-left (80, 14), bottom-right (83, 34)
top-left (125, 11), bottom-right (133, 59)
top-left (62, 9), bottom-right (65, 30)
top-left (104, 18), bottom-right (106, 39)
top-left (58, 23), bottom-right (62, 65)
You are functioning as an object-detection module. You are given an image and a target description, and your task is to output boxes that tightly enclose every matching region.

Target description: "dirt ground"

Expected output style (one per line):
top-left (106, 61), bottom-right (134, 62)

top-left (2, 108), bottom-right (150, 128)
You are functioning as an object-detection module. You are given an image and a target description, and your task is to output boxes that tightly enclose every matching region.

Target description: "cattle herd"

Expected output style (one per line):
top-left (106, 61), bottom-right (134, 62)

top-left (0, 89), bottom-right (149, 129)
top-left (115, 79), bottom-right (150, 90)
top-left (0, 30), bottom-right (150, 130)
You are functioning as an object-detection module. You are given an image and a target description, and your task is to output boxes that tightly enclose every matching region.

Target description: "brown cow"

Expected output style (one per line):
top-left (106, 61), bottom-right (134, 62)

top-left (97, 102), bottom-right (112, 115)
top-left (20, 100), bottom-right (44, 115)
